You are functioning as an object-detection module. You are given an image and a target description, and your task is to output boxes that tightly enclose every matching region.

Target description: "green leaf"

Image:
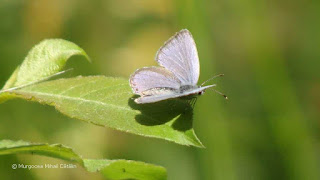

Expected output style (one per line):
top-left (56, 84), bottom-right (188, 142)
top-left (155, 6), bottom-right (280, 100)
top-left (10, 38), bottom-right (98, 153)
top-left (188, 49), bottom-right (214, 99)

top-left (0, 92), bottom-right (15, 104)
top-left (11, 76), bottom-right (203, 147)
top-left (13, 39), bottom-right (90, 87)
top-left (0, 140), bottom-right (167, 180)
top-left (2, 66), bottom-right (20, 90)
top-left (0, 67), bottom-right (20, 103)
top-left (84, 159), bottom-right (166, 180)
top-left (0, 140), bottom-right (82, 164)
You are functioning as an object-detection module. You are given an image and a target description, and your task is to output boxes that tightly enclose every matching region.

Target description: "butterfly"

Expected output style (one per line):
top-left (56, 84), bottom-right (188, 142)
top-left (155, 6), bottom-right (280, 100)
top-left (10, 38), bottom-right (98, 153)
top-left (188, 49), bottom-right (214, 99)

top-left (129, 29), bottom-right (226, 104)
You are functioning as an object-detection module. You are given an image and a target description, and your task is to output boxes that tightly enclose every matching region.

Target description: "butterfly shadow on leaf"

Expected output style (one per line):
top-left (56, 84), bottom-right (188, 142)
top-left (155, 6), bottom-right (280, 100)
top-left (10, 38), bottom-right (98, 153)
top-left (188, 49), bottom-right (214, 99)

top-left (128, 95), bottom-right (194, 132)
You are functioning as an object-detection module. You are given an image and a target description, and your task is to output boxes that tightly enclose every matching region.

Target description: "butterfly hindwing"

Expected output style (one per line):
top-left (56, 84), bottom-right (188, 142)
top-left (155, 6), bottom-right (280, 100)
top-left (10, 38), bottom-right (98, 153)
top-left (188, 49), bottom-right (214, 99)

top-left (129, 67), bottom-right (181, 94)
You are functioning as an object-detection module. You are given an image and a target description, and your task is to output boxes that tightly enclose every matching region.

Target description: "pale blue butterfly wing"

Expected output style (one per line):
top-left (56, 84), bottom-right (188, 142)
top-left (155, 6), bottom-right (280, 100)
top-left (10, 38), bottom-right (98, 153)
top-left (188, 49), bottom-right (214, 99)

top-left (155, 29), bottom-right (200, 85)
top-left (130, 67), bottom-right (181, 94)
top-left (135, 85), bottom-right (215, 104)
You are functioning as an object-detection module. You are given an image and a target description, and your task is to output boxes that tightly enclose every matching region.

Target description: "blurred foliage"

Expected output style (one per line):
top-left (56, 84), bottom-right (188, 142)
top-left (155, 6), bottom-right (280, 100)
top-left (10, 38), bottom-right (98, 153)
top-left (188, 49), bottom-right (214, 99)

top-left (0, 0), bottom-right (319, 179)
top-left (0, 140), bottom-right (167, 180)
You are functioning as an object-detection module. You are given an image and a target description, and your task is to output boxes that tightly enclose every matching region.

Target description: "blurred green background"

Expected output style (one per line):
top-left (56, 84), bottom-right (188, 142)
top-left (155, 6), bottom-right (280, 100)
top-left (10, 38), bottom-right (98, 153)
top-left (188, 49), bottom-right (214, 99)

top-left (1, 0), bottom-right (320, 179)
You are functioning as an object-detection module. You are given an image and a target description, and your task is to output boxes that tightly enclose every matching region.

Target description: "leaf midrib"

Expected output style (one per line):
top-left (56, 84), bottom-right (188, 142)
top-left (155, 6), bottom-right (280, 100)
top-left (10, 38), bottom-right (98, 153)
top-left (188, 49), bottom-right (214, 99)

top-left (16, 89), bottom-right (133, 112)
top-left (14, 89), bottom-right (179, 131)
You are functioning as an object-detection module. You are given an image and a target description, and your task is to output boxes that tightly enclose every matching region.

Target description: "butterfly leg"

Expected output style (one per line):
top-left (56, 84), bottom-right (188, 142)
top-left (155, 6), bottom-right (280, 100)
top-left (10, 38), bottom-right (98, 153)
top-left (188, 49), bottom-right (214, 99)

top-left (191, 97), bottom-right (198, 108)
top-left (185, 97), bottom-right (197, 109)
top-left (184, 99), bottom-right (193, 111)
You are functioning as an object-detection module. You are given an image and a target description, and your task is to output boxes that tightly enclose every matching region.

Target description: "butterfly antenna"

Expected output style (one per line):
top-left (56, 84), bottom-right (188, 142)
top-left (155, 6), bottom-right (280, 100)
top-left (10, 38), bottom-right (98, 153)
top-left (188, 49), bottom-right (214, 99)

top-left (0, 68), bottom-right (73, 93)
top-left (201, 74), bottom-right (224, 86)
top-left (208, 88), bottom-right (228, 99)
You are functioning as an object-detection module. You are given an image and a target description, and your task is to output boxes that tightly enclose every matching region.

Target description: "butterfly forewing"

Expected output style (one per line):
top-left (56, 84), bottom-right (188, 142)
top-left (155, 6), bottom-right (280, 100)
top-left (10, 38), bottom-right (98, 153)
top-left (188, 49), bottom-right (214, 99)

top-left (155, 29), bottom-right (200, 85)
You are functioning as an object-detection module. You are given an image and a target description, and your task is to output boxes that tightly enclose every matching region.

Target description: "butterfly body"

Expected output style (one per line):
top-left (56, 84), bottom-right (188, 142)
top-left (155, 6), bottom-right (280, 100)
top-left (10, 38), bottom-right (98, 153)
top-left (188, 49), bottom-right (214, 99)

top-left (129, 29), bottom-right (218, 104)
top-left (179, 85), bottom-right (198, 93)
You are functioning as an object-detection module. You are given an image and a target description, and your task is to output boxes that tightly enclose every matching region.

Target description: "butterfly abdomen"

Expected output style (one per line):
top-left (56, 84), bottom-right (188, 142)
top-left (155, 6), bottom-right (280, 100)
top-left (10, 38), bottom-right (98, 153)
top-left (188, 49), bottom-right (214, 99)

top-left (141, 87), bottom-right (177, 96)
